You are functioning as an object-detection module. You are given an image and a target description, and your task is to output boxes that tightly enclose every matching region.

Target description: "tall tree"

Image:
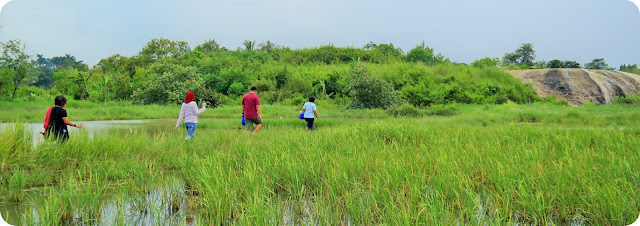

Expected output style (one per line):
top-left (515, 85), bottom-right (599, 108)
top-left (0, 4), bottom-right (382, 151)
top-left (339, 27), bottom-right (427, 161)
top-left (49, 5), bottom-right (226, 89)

top-left (563, 61), bottom-right (581, 68)
top-left (194, 39), bottom-right (222, 53)
top-left (547, 59), bottom-right (564, 68)
top-left (258, 40), bottom-right (277, 53)
top-left (585, 58), bottom-right (610, 70)
top-left (139, 38), bottom-right (191, 61)
top-left (503, 43), bottom-right (536, 66)
top-left (242, 40), bottom-right (256, 51)
top-left (0, 40), bottom-right (35, 99)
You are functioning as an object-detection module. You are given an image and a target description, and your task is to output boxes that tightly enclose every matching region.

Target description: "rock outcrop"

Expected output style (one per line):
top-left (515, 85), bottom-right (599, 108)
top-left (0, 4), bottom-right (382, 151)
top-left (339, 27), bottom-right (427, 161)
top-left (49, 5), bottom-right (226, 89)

top-left (507, 69), bottom-right (640, 105)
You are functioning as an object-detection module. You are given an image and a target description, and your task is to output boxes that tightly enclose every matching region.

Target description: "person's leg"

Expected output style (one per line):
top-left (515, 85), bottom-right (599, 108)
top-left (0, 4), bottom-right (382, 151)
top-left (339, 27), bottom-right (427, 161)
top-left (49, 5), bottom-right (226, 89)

top-left (308, 118), bottom-right (314, 130)
top-left (190, 123), bottom-right (198, 137)
top-left (253, 123), bottom-right (262, 135)
top-left (252, 118), bottom-right (263, 135)
top-left (185, 123), bottom-right (197, 140)
top-left (304, 118), bottom-right (311, 130)
top-left (245, 119), bottom-right (254, 135)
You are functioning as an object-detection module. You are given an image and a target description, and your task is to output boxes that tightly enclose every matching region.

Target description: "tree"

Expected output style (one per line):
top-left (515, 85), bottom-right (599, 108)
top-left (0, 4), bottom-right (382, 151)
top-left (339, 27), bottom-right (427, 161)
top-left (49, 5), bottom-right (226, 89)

top-left (365, 42), bottom-right (403, 63)
top-left (503, 43), bottom-right (536, 66)
top-left (406, 42), bottom-right (446, 65)
top-left (585, 58), bottom-right (610, 70)
top-left (258, 40), bottom-right (277, 53)
top-left (74, 70), bottom-right (93, 100)
top-left (242, 40), bottom-right (256, 51)
top-left (132, 63), bottom-right (208, 104)
top-left (194, 39), bottom-right (222, 53)
top-left (139, 38), bottom-right (191, 61)
top-left (563, 61), bottom-right (581, 68)
top-left (620, 64), bottom-right (640, 75)
top-left (0, 40), bottom-right (35, 99)
top-left (547, 59), bottom-right (564, 68)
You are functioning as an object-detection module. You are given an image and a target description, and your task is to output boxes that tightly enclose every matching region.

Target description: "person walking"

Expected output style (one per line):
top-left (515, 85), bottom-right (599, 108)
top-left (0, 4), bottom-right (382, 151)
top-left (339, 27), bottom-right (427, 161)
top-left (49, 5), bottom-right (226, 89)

top-left (174, 91), bottom-right (206, 140)
top-left (44, 95), bottom-right (83, 142)
top-left (242, 87), bottom-right (262, 135)
top-left (302, 96), bottom-right (319, 130)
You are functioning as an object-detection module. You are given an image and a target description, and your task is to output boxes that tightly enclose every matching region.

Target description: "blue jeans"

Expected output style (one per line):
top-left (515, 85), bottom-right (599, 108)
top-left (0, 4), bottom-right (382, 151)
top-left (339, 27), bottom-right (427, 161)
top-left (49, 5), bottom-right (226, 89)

top-left (185, 123), bottom-right (197, 139)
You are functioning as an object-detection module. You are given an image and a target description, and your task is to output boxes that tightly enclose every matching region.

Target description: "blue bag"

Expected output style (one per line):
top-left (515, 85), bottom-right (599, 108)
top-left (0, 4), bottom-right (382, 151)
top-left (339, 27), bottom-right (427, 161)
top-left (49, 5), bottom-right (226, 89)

top-left (299, 112), bottom-right (304, 120)
top-left (241, 115), bottom-right (245, 125)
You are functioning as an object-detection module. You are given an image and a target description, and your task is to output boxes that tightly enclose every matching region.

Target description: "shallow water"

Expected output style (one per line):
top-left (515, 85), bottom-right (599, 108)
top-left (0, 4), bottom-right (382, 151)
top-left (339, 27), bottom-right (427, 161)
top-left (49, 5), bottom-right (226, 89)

top-left (0, 177), bottom-right (195, 225)
top-left (0, 119), bottom-right (176, 147)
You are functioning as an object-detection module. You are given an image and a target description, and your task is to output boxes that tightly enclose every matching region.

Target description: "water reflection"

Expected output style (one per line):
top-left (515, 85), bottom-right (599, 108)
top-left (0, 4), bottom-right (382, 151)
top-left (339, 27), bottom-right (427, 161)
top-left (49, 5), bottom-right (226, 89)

top-left (0, 178), bottom-right (194, 225)
top-left (0, 119), bottom-right (174, 147)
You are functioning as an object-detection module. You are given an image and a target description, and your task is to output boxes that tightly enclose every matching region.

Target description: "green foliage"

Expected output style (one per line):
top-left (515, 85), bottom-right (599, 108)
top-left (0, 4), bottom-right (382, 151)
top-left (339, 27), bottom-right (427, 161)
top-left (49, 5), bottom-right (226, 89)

top-left (2, 39), bottom-right (548, 107)
top-left (1, 40), bottom-right (36, 99)
top-left (345, 63), bottom-right (400, 109)
top-left (363, 42), bottom-right (404, 63)
top-left (620, 64), bottom-right (640, 75)
top-left (280, 45), bottom-right (374, 65)
top-left (547, 59), bottom-right (564, 68)
top-left (386, 103), bottom-right (421, 117)
top-left (503, 43), bottom-right (535, 66)
top-left (563, 60), bottom-right (581, 68)
top-left (471, 57), bottom-right (500, 68)
top-left (585, 58), bottom-right (612, 70)
top-left (139, 38), bottom-right (191, 61)
top-left (613, 94), bottom-right (640, 104)
top-left (426, 104), bottom-right (458, 116)
top-left (406, 42), bottom-right (446, 65)
top-left (194, 39), bottom-right (222, 53)
top-left (228, 82), bottom-right (246, 98)
top-left (396, 64), bottom-right (538, 106)
top-left (132, 63), bottom-right (208, 105)
top-left (542, 95), bottom-right (569, 106)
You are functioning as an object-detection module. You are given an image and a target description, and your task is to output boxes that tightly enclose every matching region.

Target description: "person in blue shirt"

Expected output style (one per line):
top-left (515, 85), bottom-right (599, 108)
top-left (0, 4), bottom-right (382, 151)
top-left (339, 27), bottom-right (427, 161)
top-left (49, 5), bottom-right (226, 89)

top-left (301, 96), bottom-right (319, 130)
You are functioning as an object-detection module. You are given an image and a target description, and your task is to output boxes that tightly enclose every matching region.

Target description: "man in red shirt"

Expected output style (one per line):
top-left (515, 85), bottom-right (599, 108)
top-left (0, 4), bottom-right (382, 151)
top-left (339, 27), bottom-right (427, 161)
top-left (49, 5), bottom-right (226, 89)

top-left (242, 87), bottom-right (263, 135)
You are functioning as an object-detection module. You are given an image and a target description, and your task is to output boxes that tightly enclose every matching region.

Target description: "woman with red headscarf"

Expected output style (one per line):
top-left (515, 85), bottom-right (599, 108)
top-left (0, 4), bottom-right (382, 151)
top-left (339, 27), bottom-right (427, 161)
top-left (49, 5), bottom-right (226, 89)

top-left (174, 91), bottom-right (206, 140)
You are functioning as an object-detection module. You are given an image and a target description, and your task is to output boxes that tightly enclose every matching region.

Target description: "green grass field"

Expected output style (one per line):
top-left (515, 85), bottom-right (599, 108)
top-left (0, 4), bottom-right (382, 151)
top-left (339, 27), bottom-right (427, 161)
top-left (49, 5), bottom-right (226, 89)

top-left (1, 101), bottom-right (639, 225)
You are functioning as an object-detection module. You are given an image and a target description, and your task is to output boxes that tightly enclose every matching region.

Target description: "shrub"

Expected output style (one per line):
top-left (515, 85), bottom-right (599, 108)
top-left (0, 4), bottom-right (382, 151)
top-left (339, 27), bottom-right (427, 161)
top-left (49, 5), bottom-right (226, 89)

top-left (427, 104), bottom-right (458, 116)
top-left (386, 103), bottom-right (421, 117)
top-left (471, 57), bottom-right (500, 68)
top-left (345, 63), bottom-right (400, 109)
top-left (132, 63), bottom-right (208, 105)
top-left (613, 95), bottom-right (640, 104)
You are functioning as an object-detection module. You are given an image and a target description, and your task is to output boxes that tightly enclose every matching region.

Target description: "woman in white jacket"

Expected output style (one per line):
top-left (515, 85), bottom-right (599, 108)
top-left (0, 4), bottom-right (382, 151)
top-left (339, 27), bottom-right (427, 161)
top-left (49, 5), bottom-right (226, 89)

top-left (174, 91), bottom-right (206, 140)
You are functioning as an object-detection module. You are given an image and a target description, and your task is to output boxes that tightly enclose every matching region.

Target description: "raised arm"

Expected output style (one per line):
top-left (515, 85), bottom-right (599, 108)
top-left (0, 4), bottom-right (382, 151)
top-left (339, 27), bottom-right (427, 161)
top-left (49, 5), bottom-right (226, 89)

top-left (195, 103), bottom-right (206, 116)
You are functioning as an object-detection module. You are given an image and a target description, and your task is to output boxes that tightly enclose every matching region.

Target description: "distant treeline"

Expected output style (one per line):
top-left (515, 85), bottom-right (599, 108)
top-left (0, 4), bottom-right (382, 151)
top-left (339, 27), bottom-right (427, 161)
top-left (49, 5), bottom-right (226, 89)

top-left (0, 39), bottom-right (636, 108)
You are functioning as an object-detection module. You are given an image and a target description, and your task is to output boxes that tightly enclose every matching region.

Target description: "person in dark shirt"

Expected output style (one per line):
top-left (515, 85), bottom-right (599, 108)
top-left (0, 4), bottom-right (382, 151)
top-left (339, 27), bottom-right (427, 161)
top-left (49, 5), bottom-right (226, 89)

top-left (45, 96), bottom-right (83, 142)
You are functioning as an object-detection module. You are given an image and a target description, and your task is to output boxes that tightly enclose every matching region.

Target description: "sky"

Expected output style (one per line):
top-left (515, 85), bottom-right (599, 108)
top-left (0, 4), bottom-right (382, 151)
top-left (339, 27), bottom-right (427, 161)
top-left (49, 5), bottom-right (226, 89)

top-left (0, 0), bottom-right (639, 67)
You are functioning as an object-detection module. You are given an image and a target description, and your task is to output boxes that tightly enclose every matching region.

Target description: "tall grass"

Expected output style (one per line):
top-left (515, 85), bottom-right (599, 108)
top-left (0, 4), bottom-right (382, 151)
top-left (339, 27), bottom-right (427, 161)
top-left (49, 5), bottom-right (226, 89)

top-left (0, 104), bottom-right (639, 225)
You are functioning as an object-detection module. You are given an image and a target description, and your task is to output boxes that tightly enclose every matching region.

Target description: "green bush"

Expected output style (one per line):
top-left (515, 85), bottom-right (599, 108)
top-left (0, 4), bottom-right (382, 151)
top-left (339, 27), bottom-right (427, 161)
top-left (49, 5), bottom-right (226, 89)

top-left (471, 57), bottom-right (500, 68)
top-left (345, 63), bottom-right (400, 109)
top-left (613, 95), bottom-right (640, 104)
top-left (427, 104), bottom-right (458, 116)
top-left (386, 103), bottom-right (421, 117)
top-left (131, 63), bottom-right (208, 105)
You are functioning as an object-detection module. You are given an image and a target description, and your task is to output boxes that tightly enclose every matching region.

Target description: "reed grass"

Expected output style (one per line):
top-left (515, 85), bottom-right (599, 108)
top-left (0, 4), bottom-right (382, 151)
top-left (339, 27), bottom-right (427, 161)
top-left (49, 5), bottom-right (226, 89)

top-left (0, 103), bottom-right (639, 225)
